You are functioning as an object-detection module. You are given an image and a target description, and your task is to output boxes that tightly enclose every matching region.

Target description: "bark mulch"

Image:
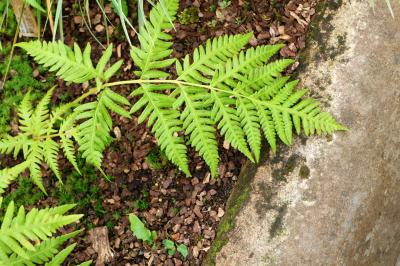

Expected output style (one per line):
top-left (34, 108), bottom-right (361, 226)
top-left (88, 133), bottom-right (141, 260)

top-left (3, 0), bottom-right (317, 265)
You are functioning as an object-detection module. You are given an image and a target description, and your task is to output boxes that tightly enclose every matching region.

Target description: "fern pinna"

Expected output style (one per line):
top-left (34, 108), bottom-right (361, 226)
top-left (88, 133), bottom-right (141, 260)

top-left (4, 0), bottom-right (345, 189)
top-left (0, 193), bottom-right (89, 265)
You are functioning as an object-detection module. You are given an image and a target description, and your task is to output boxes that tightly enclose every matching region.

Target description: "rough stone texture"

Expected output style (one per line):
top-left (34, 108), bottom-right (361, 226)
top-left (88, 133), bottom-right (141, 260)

top-left (215, 1), bottom-right (400, 265)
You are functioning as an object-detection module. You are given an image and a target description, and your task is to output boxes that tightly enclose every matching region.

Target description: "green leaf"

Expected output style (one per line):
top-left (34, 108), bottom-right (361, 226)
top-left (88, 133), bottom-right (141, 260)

top-left (177, 244), bottom-right (189, 258)
top-left (129, 214), bottom-right (154, 244)
top-left (163, 239), bottom-right (175, 250)
top-left (24, 0), bottom-right (46, 12)
top-left (16, 41), bottom-right (98, 83)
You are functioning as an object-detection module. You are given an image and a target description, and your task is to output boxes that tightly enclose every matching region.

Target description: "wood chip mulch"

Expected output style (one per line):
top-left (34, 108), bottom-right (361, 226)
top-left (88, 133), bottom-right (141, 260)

top-left (4, 0), bottom-right (318, 265)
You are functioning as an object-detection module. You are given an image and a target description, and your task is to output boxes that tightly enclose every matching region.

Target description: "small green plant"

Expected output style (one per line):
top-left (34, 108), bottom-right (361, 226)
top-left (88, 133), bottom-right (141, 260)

top-left (146, 148), bottom-right (168, 170)
top-left (235, 17), bottom-right (242, 25)
top-left (209, 4), bottom-right (217, 13)
top-left (178, 7), bottom-right (200, 25)
top-left (218, 0), bottom-right (231, 9)
top-left (0, 52), bottom-right (54, 134)
top-left (133, 199), bottom-right (150, 210)
top-left (1, 0), bottom-right (344, 193)
top-left (0, 197), bottom-right (89, 264)
top-left (163, 239), bottom-right (189, 258)
top-left (129, 213), bottom-right (157, 245)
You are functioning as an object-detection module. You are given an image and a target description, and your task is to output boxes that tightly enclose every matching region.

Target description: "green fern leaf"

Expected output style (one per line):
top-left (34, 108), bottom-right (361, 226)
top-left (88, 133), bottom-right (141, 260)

top-left (32, 87), bottom-right (54, 136)
top-left (0, 135), bottom-right (31, 159)
top-left (173, 33), bottom-right (254, 174)
top-left (173, 85), bottom-right (219, 176)
top-left (207, 45), bottom-right (284, 161)
top-left (131, 88), bottom-right (189, 175)
top-left (16, 41), bottom-right (98, 83)
top-left (130, 0), bottom-right (189, 175)
top-left (253, 76), bottom-right (291, 100)
top-left (4, 231), bottom-right (80, 265)
top-left (45, 243), bottom-right (76, 266)
top-left (176, 33), bottom-right (253, 84)
top-left (211, 45), bottom-right (284, 90)
top-left (130, 0), bottom-right (178, 78)
top-left (17, 91), bottom-right (34, 134)
top-left (75, 89), bottom-right (129, 170)
top-left (257, 106), bottom-right (277, 152)
top-left (43, 139), bottom-right (62, 183)
top-left (0, 162), bottom-right (29, 195)
top-left (26, 142), bottom-right (46, 193)
top-left (236, 97), bottom-right (261, 161)
top-left (0, 202), bottom-right (81, 261)
top-left (75, 96), bottom-right (111, 170)
top-left (59, 114), bottom-right (81, 174)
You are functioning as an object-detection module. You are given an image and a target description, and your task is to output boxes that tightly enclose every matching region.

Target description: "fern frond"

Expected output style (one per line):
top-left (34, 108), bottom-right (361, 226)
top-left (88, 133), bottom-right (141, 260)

top-left (172, 33), bottom-right (253, 174)
top-left (204, 45), bottom-right (283, 161)
top-left (131, 87), bottom-right (189, 175)
top-left (130, 0), bottom-right (190, 175)
top-left (16, 41), bottom-right (123, 84)
top-left (130, 0), bottom-right (178, 78)
top-left (236, 97), bottom-right (261, 161)
top-left (75, 96), bottom-right (111, 170)
top-left (176, 33), bottom-right (253, 84)
top-left (45, 243), bottom-right (76, 266)
top-left (59, 113), bottom-right (80, 174)
top-left (25, 142), bottom-right (46, 193)
top-left (4, 231), bottom-right (80, 265)
top-left (75, 89), bottom-right (129, 170)
top-left (18, 92), bottom-right (34, 134)
top-left (32, 88), bottom-right (54, 136)
top-left (0, 135), bottom-right (31, 159)
top-left (235, 59), bottom-right (294, 94)
top-left (43, 139), bottom-right (61, 183)
top-left (172, 86), bottom-right (219, 176)
top-left (210, 90), bottom-right (253, 160)
top-left (0, 201), bottom-right (82, 259)
top-left (16, 41), bottom-right (98, 83)
top-left (0, 162), bottom-right (29, 195)
top-left (234, 78), bottom-right (346, 149)
top-left (211, 45), bottom-right (284, 89)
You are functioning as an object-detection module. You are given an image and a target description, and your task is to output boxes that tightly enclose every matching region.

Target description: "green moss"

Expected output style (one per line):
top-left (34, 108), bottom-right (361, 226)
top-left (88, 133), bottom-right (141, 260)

top-left (0, 2), bottom-right (17, 37)
top-left (178, 7), bottom-right (200, 25)
top-left (146, 148), bottom-right (167, 170)
top-left (218, 0), bottom-right (231, 10)
top-left (299, 165), bottom-right (310, 179)
top-left (113, 211), bottom-right (122, 221)
top-left (269, 204), bottom-right (288, 238)
top-left (106, 220), bottom-right (115, 230)
top-left (0, 51), bottom-right (54, 134)
top-left (209, 4), bottom-right (217, 13)
top-left (203, 160), bottom-right (258, 265)
top-left (1, 179), bottom-right (45, 211)
top-left (271, 154), bottom-right (305, 182)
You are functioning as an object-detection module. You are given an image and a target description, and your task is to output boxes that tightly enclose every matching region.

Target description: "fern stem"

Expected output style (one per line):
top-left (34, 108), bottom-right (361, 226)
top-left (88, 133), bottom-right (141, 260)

top-left (104, 80), bottom-right (305, 117)
top-left (71, 88), bottom-right (99, 105)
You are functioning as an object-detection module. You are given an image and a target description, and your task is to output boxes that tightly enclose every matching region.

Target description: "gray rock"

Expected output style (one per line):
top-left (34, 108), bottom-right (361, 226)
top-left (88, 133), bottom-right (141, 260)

top-left (213, 1), bottom-right (400, 265)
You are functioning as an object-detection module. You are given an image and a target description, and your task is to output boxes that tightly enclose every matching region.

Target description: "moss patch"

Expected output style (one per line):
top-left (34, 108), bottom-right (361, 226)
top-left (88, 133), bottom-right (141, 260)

top-left (0, 49), bottom-right (55, 134)
top-left (178, 7), bottom-right (200, 25)
top-left (202, 159), bottom-right (258, 265)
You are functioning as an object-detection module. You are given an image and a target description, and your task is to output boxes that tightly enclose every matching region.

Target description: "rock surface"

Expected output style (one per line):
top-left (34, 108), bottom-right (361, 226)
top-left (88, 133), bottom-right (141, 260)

top-left (214, 1), bottom-right (400, 265)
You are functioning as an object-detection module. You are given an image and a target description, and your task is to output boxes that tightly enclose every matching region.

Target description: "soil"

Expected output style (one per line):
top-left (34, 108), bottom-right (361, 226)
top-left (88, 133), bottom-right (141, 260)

top-left (1, 0), bottom-right (317, 265)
